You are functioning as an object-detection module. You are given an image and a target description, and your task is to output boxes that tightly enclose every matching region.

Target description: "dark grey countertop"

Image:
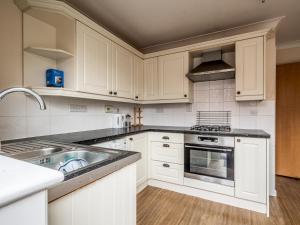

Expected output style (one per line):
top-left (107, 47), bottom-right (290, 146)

top-left (3, 125), bottom-right (270, 145)
top-left (44, 126), bottom-right (270, 145)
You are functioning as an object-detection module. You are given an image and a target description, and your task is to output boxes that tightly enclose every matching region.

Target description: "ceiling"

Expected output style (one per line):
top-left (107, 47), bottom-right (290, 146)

top-left (63, 0), bottom-right (300, 53)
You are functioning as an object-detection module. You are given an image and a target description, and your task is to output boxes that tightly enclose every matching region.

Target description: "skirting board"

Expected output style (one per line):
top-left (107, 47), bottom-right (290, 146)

top-left (148, 179), bottom-right (269, 216)
top-left (137, 181), bottom-right (148, 194)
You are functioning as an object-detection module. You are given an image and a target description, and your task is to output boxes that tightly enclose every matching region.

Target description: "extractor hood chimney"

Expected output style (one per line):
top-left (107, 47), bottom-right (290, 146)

top-left (186, 50), bottom-right (235, 82)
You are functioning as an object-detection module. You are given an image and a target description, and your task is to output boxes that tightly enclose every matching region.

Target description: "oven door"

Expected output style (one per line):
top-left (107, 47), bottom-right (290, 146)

top-left (184, 144), bottom-right (234, 186)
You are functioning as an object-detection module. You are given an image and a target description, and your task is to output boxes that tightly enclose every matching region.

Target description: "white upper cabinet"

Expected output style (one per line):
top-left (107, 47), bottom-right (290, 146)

top-left (76, 21), bottom-right (112, 95)
top-left (158, 52), bottom-right (190, 100)
top-left (235, 37), bottom-right (264, 101)
top-left (143, 58), bottom-right (159, 100)
top-left (134, 56), bottom-right (144, 101)
top-left (235, 137), bottom-right (267, 203)
top-left (112, 43), bottom-right (134, 99)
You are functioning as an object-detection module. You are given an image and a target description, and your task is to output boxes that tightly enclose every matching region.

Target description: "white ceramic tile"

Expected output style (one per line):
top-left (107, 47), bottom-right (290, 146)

top-left (194, 81), bottom-right (209, 91)
top-left (209, 102), bottom-right (224, 111)
top-left (223, 79), bottom-right (235, 89)
top-left (193, 103), bottom-right (209, 112)
top-left (231, 116), bottom-right (240, 128)
top-left (238, 101), bottom-right (258, 116)
top-left (184, 112), bottom-right (196, 126)
top-left (224, 88), bottom-right (235, 102)
top-left (257, 115), bottom-right (275, 138)
top-left (49, 97), bottom-right (72, 116)
top-left (209, 80), bottom-right (224, 90)
top-left (224, 101), bottom-right (239, 115)
top-left (26, 116), bottom-right (50, 137)
top-left (0, 94), bottom-right (26, 117)
top-left (239, 116), bottom-right (257, 129)
top-left (26, 96), bottom-right (50, 117)
top-left (0, 116), bottom-right (27, 140)
top-left (209, 89), bottom-right (224, 102)
top-left (195, 90), bottom-right (210, 103)
top-left (257, 100), bottom-right (275, 116)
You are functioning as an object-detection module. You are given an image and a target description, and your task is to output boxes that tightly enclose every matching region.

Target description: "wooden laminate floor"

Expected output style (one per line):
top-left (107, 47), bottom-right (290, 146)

top-left (137, 176), bottom-right (300, 225)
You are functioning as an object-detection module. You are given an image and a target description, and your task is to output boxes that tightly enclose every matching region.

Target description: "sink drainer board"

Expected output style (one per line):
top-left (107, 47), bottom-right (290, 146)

top-left (0, 140), bottom-right (74, 156)
top-left (0, 139), bottom-right (126, 175)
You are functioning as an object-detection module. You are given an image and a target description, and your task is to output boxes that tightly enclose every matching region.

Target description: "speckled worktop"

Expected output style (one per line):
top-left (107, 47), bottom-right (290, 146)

top-left (3, 125), bottom-right (270, 146)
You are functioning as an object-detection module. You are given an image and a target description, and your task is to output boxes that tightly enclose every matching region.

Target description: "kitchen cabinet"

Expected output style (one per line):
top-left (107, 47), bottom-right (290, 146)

top-left (134, 56), bottom-right (144, 101)
top-left (112, 43), bottom-right (134, 99)
top-left (0, 191), bottom-right (47, 225)
top-left (158, 52), bottom-right (190, 100)
top-left (150, 161), bottom-right (184, 185)
top-left (235, 137), bottom-right (267, 203)
top-left (151, 142), bottom-right (184, 164)
top-left (148, 132), bottom-right (184, 185)
top-left (127, 133), bottom-right (148, 189)
top-left (143, 58), bottom-right (159, 100)
top-left (49, 164), bottom-right (136, 225)
top-left (235, 36), bottom-right (264, 101)
top-left (76, 21), bottom-right (113, 96)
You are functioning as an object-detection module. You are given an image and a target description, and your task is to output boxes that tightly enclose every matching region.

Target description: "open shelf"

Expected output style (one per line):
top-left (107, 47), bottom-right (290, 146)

top-left (24, 46), bottom-right (73, 60)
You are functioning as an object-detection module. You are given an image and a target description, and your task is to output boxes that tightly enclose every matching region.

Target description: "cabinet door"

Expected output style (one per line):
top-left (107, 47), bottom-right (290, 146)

top-left (143, 58), bottom-right (159, 100)
top-left (112, 44), bottom-right (134, 99)
top-left (127, 134), bottom-right (148, 187)
top-left (235, 137), bottom-right (267, 203)
top-left (158, 52), bottom-right (189, 99)
top-left (236, 37), bottom-right (264, 100)
top-left (134, 56), bottom-right (144, 101)
top-left (76, 21), bottom-right (112, 95)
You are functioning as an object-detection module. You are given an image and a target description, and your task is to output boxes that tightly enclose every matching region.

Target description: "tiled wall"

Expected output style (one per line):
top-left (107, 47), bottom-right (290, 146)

top-left (0, 94), bottom-right (132, 140)
top-left (143, 79), bottom-right (275, 135)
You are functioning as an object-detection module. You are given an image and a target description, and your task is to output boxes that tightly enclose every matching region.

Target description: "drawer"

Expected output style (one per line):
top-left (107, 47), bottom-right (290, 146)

top-left (150, 160), bottom-right (183, 185)
top-left (149, 132), bottom-right (184, 143)
top-left (151, 142), bottom-right (184, 164)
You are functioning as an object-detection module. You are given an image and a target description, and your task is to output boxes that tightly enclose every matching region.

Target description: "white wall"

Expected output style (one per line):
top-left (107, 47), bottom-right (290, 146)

top-left (0, 94), bottom-right (132, 141)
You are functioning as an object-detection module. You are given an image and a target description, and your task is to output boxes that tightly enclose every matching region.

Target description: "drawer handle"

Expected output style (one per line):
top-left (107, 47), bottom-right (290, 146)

top-left (163, 144), bottom-right (170, 148)
top-left (162, 136), bottom-right (170, 140)
top-left (163, 163), bottom-right (170, 168)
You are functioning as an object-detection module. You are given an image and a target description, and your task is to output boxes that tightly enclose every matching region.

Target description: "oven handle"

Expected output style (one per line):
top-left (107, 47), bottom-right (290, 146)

top-left (185, 145), bottom-right (233, 152)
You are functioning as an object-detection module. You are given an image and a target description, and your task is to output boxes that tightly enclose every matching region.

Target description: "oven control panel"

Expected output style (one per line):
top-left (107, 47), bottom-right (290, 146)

top-left (184, 134), bottom-right (234, 147)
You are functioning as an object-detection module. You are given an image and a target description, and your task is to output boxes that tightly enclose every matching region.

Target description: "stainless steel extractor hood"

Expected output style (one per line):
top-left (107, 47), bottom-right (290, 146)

top-left (186, 51), bottom-right (235, 82)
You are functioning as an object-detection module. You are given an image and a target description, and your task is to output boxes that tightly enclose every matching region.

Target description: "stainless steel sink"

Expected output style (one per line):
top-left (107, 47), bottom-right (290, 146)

top-left (1, 140), bottom-right (124, 175)
top-left (28, 149), bottom-right (112, 174)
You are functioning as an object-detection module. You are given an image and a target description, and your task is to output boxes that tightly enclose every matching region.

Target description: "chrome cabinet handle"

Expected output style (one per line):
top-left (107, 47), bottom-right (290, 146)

top-left (237, 139), bottom-right (241, 142)
top-left (162, 136), bottom-right (170, 140)
top-left (163, 144), bottom-right (170, 148)
top-left (163, 163), bottom-right (170, 168)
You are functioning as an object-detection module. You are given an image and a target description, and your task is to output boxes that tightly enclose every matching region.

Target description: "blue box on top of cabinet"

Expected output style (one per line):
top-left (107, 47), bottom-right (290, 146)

top-left (46, 69), bottom-right (64, 88)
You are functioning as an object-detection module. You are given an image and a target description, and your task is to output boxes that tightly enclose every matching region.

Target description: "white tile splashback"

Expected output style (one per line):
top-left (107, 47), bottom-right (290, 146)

top-left (143, 79), bottom-right (275, 131)
top-left (0, 94), bottom-right (131, 140)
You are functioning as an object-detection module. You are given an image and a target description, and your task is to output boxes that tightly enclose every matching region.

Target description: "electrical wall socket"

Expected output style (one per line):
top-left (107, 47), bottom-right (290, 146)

top-left (70, 104), bottom-right (87, 112)
top-left (105, 105), bottom-right (114, 113)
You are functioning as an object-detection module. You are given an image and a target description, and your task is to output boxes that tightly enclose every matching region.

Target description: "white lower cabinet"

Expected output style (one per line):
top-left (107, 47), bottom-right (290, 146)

top-left (0, 191), bottom-right (47, 225)
top-left (49, 164), bottom-right (136, 225)
top-left (149, 132), bottom-right (184, 185)
top-left (151, 141), bottom-right (183, 164)
top-left (234, 137), bottom-right (267, 203)
top-left (127, 134), bottom-right (148, 188)
top-left (150, 161), bottom-right (184, 185)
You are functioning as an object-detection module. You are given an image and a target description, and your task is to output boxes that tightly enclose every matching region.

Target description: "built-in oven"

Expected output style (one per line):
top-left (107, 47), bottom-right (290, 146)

top-left (184, 134), bottom-right (235, 187)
